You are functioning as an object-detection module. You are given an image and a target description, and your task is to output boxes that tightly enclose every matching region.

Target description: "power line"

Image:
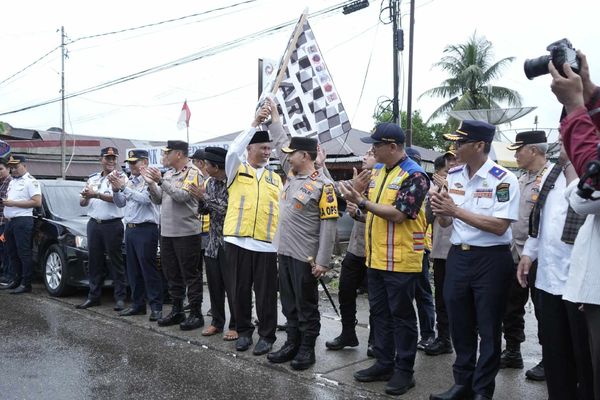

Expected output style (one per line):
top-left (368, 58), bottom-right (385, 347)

top-left (0, 0), bottom-right (257, 90)
top-left (0, 2), bottom-right (347, 117)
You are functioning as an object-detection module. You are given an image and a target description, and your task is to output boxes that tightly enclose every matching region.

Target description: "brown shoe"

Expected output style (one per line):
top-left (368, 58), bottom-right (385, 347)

top-left (201, 325), bottom-right (222, 336)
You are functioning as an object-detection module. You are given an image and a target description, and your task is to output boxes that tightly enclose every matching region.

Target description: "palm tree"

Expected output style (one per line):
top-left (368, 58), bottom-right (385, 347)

top-left (420, 33), bottom-right (522, 123)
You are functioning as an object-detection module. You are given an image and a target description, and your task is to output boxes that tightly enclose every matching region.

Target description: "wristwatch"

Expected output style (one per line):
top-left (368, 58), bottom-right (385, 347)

top-left (358, 199), bottom-right (367, 211)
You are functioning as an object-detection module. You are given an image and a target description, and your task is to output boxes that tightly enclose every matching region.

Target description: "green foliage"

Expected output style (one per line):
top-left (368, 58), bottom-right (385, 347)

top-left (420, 33), bottom-right (522, 124)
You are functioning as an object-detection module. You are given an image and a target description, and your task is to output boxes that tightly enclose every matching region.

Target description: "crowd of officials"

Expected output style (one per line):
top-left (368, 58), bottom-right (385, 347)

top-left (1, 52), bottom-right (600, 399)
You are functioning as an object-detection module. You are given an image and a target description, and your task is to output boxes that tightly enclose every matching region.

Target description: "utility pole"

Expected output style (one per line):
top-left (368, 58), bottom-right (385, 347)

top-left (405, 0), bottom-right (415, 146)
top-left (60, 26), bottom-right (66, 179)
top-left (390, 0), bottom-right (400, 126)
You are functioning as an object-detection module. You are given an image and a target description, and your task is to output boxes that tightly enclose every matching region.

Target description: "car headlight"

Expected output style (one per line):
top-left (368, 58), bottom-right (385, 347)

top-left (75, 235), bottom-right (88, 250)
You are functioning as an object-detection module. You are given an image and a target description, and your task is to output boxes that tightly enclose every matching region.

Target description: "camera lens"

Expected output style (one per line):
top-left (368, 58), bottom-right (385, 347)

top-left (524, 55), bottom-right (551, 80)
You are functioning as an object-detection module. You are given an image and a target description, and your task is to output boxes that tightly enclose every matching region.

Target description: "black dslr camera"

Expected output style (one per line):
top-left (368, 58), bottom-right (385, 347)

top-left (524, 38), bottom-right (580, 80)
top-left (577, 144), bottom-right (600, 200)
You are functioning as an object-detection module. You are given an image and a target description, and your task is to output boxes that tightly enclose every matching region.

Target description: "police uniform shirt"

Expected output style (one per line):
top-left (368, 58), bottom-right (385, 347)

top-left (84, 172), bottom-right (125, 220)
top-left (113, 175), bottom-right (160, 225)
top-left (510, 161), bottom-right (552, 261)
top-left (4, 172), bottom-right (41, 218)
top-left (447, 158), bottom-right (519, 246)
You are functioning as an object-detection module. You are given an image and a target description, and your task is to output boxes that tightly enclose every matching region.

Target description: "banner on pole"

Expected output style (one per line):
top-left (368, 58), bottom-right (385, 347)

top-left (260, 15), bottom-right (351, 143)
top-left (177, 101), bottom-right (191, 130)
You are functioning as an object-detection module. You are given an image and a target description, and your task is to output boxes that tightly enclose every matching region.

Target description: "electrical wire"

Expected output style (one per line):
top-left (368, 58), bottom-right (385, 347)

top-left (0, 2), bottom-right (348, 117)
top-left (0, 45), bottom-right (61, 88)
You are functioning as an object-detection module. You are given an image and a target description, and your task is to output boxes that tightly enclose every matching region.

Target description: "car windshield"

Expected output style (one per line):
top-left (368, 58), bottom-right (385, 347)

top-left (43, 183), bottom-right (87, 220)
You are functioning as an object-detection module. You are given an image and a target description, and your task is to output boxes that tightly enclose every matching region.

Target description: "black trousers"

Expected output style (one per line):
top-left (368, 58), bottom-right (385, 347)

top-left (160, 234), bottom-right (203, 306)
top-left (584, 303), bottom-right (600, 400)
top-left (432, 258), bottom-right (449, 340)
top-left (205, 245), bottom-right (236, 331)
top-left (86, 219), bottom-right (126, 301)
top-left (538, 289), bottom-right (594, 400)
top-left (227, 243), bottom-right (277, 342)
top-left (415, 251), bottom-right (435, 340)
top-left (125, 224), bottom-right (162, 311)
top-left (338, 251), bottom-right (373, 343)
top-left (368, 268), bottom-right (419, 375)
top-left (278, 255), bottom-right (320, 338)
top-left (445, 245), bottom-right (513, 398)
top-left (502, 261), bottom-right (541, 347)
top-left (5, 217), bottom-right (33, 286)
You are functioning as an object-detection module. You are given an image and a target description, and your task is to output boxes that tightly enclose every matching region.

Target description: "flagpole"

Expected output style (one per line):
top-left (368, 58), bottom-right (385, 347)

top-left (186, 126), bottom-right (189, 145)
top-left (270, 9), bottom-right (309, 96)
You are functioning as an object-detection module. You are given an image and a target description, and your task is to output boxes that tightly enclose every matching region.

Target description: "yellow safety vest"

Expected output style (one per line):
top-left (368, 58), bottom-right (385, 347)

top-left (199, 177), bottom-right (210, 233)
top-left (223, 163), bottom-right (282, 242)
top-left (365, 161), bottom-right (426, 272)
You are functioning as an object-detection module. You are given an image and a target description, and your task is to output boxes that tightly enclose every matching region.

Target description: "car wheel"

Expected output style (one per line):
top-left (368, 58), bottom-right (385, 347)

top-left (43, 244), bottom-right (73, 297)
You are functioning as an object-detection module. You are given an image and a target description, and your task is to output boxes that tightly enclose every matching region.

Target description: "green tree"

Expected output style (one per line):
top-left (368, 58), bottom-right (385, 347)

top-left (420, 33), bottom-right (522, 127)
top-left (373, 104), bottom-right (446, 151)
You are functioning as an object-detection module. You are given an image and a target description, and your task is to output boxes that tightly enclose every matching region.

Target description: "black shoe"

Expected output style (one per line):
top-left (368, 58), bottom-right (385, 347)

top-left (525, 360), bottom-right (545, 381)
top-left (385, 372), bottom-right (415, 396)
top-left (367, 344), bottom-right (375, 358)
top-left (113, 300), bottom-right (125, 312)
top-left (0, 281), bottom-right (19, 290)
top-left (290, 345), bottom-right (315, 370)
top-left (353, 363), bottom-right (394, 382)
top-left (417, 336), bottom-right (436, 351)
top-left (430, 384), bottom-right (473, 400)
top-left (424, 338), bottom-right (453, 356)
top-left (179, 306), bottom-right (204, 331)
top-left (267, 341), bottom-right (300, 363)
top-left (76, 299), bottom-right (101, 309)
top-left (253, 338), bottom-right (273, 356)
top-left (9, 285), bottom-right (32, 294)
top-left (325, 332), bottom-right (359, 350)
top-left (0, 277), bottom-right (11, 285)
top-left (276, 322), bottom-right (288, 331)
top-left (500, 348), bottom-right (524, 369)
top-left (149, 310), bottom-right (163, 321)
top-left (236, 336), bottom-right (253, 352)
top-left (118, 306), bottom-right (146, 316)
top-left (157, 300), bottom-right (186, 327)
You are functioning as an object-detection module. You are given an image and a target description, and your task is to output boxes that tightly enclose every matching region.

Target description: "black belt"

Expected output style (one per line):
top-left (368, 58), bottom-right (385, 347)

top-left (453, 244), bottom-right (510, 251)
top-left (91, 217), bottom-right (122, 224)
top-left (126, 222), bottom-right (157, 229)
top-left (7, 216), bottom-right (32, 221)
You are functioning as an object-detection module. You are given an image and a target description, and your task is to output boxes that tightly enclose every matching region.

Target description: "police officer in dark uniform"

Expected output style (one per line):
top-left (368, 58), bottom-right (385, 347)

top-left (430, 121), bottom-right (520, 400)
top-left (110, 149), bottom-right (163, 321)
top-left (77, 147), bottom-right (126, 310)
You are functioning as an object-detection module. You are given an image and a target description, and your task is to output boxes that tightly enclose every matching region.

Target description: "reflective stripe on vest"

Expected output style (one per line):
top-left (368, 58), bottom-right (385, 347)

top-left (223, 163), bottom-right (282, 242)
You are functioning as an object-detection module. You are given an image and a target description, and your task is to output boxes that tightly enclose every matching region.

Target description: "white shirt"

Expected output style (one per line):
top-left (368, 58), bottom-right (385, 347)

top-left (562, 184), bottom-right (600, 305)
top-left (522, 172), bottom-right (574, 296)
top-left (4, 172), bottom-right (41, 218)
top-left (82, 172), bottom-right (124, 220)
top-left (224, 126), bottom-right (277, 253)
top-left (447, 158), bottom-right (520, 246)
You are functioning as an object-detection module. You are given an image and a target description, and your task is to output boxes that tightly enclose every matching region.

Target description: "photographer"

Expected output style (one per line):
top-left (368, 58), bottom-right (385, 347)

top-left (549, 51), bottom-right (600, 177)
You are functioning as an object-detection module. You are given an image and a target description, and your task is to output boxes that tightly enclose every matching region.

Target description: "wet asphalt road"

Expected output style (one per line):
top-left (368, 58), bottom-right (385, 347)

top-left (0, 292), bottom-right (380, 400)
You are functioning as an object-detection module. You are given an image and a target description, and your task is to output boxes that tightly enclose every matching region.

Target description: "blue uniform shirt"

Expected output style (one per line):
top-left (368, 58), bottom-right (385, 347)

top-left (113, 175), bottom-right (160, 225)
top-left (447, 158), bottom-right (519, 247)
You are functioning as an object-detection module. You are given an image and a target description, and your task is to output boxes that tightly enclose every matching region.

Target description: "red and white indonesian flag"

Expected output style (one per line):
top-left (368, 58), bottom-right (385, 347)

top-left (177, 100), bottom-right (191, 130)
top-left (259, 11), bottom-right (351, 143)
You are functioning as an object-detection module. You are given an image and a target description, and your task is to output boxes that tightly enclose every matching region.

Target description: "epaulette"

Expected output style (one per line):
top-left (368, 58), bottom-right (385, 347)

top-left (88, 172), bottom-right (100, 178)
top-left (309, 170), bottom-right (319, 181)
top-left (448, 165), bottom-right (464, 174)
top-left (489, 165), bottom-right (507, 179)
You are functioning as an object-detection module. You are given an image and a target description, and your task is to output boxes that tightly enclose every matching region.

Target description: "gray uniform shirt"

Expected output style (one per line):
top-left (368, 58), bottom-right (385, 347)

top-left (271, 122), bottom-right (338, 267)
top-left (347, 214), bottom-right (366, 257)
top-left (113, 175), bottom-right (160, 225)
top-left (148, 161), bottom-right (201, 237)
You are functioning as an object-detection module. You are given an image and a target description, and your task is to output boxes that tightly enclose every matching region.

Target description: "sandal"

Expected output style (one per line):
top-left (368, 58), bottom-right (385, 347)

top-left (202, 325), bottom-right (222, 336)
top-left (223, 330), bottom-right (238, 341)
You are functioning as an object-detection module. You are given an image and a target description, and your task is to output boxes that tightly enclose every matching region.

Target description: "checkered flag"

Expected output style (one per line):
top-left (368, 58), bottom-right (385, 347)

top-left (260, 13), bottom-right (351, 143)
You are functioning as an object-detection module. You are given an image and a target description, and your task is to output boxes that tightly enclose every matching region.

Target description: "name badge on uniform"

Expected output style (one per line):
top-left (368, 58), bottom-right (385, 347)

top-left (449, 188), bottom-right (465, 196)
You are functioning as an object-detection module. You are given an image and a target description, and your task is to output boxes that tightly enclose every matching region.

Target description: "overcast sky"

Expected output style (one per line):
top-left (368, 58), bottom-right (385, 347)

top-left (1, 0), bottom-right (598, 145)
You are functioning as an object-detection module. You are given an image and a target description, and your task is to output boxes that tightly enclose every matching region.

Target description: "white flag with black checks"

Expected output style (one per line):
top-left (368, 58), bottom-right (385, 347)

top-left (260, 18), bottom-right (351, 143)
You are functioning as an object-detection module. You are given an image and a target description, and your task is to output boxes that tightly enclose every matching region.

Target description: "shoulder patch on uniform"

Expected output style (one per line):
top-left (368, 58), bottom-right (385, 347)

top-left (182, 167), bottom-right (199, 192)
top-left (489, 166), bottom-right (507, 179)
top-left (448, 165), bottom-right (464, 174)
top-left (319, 184), bottom-right (338, 220)
top-left (496, 182), bottom-right (510, 202)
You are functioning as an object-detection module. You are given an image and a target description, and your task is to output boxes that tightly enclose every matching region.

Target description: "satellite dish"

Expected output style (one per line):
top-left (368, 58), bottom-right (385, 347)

top-left (447, 107), bottom-right (537, 125)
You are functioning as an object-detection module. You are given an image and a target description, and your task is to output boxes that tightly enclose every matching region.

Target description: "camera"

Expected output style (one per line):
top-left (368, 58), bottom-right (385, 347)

top-left (524, 38), bottom-right (580, 80)
top-left (577, 144), bottom-right (600, 200)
